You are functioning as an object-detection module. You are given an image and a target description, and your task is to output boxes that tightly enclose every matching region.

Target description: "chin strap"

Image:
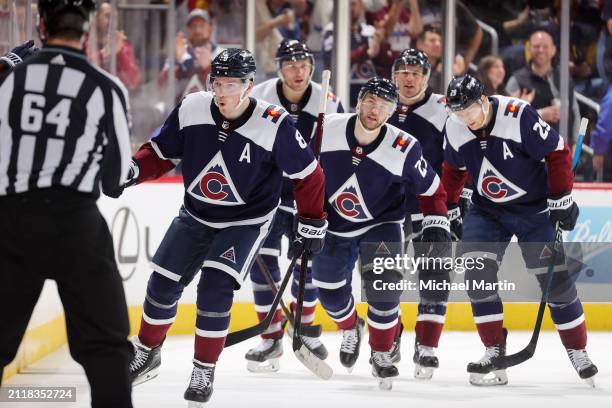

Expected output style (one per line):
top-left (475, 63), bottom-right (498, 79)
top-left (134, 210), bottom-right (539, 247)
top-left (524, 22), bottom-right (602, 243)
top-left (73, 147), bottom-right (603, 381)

top-left (479, 99), bottom-right (491, 129)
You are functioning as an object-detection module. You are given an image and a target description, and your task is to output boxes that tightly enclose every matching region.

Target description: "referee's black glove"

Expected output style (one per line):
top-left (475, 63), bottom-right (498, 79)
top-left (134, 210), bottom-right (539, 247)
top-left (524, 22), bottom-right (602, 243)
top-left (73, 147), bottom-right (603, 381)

top-left (0, 40), bottom-right (38, 70)
top-left (292, 216), bottom-right (328, 257)
top-left (106, 160), bottom-right (139, 198)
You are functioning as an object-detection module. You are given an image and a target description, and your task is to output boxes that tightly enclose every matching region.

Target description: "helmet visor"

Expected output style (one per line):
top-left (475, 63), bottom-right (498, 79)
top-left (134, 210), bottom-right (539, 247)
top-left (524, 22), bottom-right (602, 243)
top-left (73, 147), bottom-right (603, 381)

top-left (207, 77), bottom-right (249, 97)
top-left (359, 98), bottom-right (396, 116)
top-left (446, 100), bottom-right (484, 126)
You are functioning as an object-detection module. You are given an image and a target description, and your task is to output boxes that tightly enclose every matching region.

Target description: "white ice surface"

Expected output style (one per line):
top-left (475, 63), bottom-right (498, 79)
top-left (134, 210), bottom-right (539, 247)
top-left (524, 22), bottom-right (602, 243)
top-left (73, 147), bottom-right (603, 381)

top-left (5, 331), bottom-right (612, 408)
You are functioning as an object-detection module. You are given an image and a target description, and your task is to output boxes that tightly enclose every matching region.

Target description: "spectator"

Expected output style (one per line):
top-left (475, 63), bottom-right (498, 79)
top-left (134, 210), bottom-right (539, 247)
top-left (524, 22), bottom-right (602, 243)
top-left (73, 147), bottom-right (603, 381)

top-left (255, 0), bottom-right (307, 79)
top-left (159, 8), bottom-right (222, 100)
top-left (506, 30), bottom-right (581, 141)
top-left (418, 0), bottom-right (483, 69)
top-left (590, 85), bottom-right (612, 181)
top-left (322, 0), bottom-right (384, 108)
top-left (366, 0), bottom-right (423, 78)
top-left (305, 0), bottom-right (334, 81)
top-left (415, 24), bottom-right (465, 94)
top-left (478, 55), bottom-right (535, 102)
top-left (597, 0), bottom-right (612, 86)
top-left (89, 1), bottom-right (141, 90)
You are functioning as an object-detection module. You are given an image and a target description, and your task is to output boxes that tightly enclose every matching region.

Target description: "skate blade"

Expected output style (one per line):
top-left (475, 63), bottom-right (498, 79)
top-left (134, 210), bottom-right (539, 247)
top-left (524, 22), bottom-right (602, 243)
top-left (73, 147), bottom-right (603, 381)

top-left (187, 401), bottom-right (206, 408)
top-left (377, 377), bottom-right (393, 391)
top-left (469, 370), bottom-right (508, 386)
top-left (584, 377), bottom-right (596, 388)
top-left (246, 358), bottom-right (280, 373)
top-left (132, 368), bottom-right (159, 386)
top-left (414, 364), bottom-right (434, 380)
top-left (294, 345), bottom-right (333, 380)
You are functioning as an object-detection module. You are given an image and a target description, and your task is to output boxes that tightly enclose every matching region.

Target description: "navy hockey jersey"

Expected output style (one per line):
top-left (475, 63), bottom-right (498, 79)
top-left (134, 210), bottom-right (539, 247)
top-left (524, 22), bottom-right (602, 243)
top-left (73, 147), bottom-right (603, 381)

top-left (250, 78), bottom-right (343, 213)
top-left (319, 113), bottom-right (442, 236)
top-left (443, 95), bottom-right (572, 216)
top-left (142, 92), bottom-right (320, 227)
top-left (388, 89), bottom-right (447, 217)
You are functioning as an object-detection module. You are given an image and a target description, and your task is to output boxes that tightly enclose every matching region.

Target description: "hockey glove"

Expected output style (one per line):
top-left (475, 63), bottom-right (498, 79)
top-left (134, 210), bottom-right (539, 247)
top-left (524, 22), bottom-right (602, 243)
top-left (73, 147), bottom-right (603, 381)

top-left (420, 215), bottom-right (452, 258)
top-left (447, 203), bottom-right (463, 241)
top-left (105, 160), bottom-right (140, 198)
top-left (548, 193), bottom-right (579, 231)
top-left (0, 40), bottom-right (38, 70)
top-left (292, 217), bottom-right (328, 256)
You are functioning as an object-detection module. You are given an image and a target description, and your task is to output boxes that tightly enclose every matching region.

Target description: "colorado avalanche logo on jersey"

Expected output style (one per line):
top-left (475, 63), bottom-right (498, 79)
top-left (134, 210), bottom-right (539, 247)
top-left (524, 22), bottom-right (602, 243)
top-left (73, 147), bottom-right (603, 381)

top-left (329, 174), bottom-right (373, 222)
top-left (187, 152), bottom-right (245, 206)
top-left (477, 158), bottom-right (526, 203)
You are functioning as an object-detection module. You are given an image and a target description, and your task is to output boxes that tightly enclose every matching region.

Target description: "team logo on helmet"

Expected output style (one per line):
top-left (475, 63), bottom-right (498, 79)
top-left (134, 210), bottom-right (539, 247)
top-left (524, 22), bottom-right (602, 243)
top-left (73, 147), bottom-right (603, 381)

top-left (477, 158), bottom-right (526, 203)
top-left (329, 174), bottom-right (373, 222)
top-left (188, 152), bottom-right (245, 205)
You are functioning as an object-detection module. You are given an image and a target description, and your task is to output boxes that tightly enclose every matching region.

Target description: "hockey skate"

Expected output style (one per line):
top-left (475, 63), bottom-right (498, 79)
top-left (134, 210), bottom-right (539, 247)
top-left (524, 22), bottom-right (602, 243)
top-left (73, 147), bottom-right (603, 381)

top-left (413, 340), bottom-right (438, 380)
top-left (389, 323), bottom-right (402, 363)
top-left (184, 360), bottom-right (215, 407)
top-left (245, 338), bottom-right (283, 373)
top-left (370, 351), bottom-right (399, 390)
top-left (340, 318), bottom-right (365, 373)
top-left (567, 348), bottom-right (598, 387)
top-left (286, 324), bottom-right (329, 360)
top-left (467, 329), bottom-right (508, 386)
top-left (130, 337), bottom-right (162, 386)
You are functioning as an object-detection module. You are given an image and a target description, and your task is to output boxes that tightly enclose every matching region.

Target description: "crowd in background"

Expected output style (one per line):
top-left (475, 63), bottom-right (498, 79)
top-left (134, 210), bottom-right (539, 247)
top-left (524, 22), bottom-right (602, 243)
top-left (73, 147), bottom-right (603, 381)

top-left (1, 0), bottom-right (611, 180)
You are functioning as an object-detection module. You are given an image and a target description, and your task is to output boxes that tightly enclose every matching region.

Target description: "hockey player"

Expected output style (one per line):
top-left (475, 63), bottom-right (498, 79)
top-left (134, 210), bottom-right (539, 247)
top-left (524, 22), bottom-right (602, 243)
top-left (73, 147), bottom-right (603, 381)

top-left (244, 39), bottom-right (343, 372)
top-left (387, 48), bottom-right (450, 380)
top-left (114, 49), bottom-right (327, 405)
top-left (442, 75), bottom-right (598, 386)
top-left (313, 77), bottom-right (450, 389)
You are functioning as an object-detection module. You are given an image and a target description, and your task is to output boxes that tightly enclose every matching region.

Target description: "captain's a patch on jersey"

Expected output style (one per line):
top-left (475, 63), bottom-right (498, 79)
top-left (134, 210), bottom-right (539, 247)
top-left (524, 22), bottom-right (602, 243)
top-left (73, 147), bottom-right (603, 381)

top-left (392, 133), bottom-right (411, 152)
top-left (187, 151), bottom-right (245, 206)
top-left (262, 105), bottom-right (284, 123)
top-left (504, 100), bottom-right (523, 118)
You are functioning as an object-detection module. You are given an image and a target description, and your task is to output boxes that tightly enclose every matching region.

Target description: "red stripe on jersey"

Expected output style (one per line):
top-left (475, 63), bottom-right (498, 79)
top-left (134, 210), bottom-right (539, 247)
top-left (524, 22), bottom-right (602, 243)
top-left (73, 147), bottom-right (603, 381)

top-left (133, 142), bottom-right (176, 182)
top-left (292, 163), bottom-right (326, 220)
top-left (442, 161), bottom-right (468, 205)
top-left (418, 182), bottom-right (448, 217)
top-left (545, 143), bottom-right (574, 196)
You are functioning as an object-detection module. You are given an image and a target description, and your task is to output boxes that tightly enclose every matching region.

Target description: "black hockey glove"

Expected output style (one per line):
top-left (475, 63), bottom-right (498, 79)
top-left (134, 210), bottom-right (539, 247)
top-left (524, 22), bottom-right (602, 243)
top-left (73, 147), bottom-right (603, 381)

top-left (420, 215), bottom-right (452, 258)
top-left (292, 216), bottom-right (328, 256)
top-left (548, 193), bottom-right (579, 231)
top-left (447, 203), bottom-right (463, 241)
top-left (0, 40), bottom-right (38, 70)
top-left (106, 160), bottom-right (140, 198)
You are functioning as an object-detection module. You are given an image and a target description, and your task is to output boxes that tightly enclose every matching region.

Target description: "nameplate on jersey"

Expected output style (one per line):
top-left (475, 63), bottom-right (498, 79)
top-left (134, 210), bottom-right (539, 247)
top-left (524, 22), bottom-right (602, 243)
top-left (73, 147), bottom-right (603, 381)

top-left (262, 105), bottom-right (285, 123)
top-left (392, 133), bottom-right (411, 153)
top-left (329, 174), bottom-right (373, 222)
top-left (477, 157), bottom-right (526, 203)
top-left (187, 151), bottom-right (245, 206)
top-left (503, 99), bottom-right (523, 118)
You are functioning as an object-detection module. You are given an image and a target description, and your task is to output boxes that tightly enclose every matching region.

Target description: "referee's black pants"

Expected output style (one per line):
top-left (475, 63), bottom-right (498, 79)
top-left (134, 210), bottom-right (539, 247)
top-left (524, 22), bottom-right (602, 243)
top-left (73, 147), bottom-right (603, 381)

top-left (0, 188), bottom-right (133, 408)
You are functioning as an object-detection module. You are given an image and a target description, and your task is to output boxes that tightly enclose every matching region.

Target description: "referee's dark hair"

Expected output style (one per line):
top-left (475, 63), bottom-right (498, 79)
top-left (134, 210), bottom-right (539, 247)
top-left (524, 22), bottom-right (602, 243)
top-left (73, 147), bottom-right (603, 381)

top-left (38, 0), bottom-right (97, 42)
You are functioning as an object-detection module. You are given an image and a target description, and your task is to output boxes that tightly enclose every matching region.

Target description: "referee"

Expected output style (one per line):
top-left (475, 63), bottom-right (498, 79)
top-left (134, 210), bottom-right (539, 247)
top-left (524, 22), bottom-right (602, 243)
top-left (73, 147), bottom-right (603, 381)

top-left (0, 1), bottom-right (133, 407)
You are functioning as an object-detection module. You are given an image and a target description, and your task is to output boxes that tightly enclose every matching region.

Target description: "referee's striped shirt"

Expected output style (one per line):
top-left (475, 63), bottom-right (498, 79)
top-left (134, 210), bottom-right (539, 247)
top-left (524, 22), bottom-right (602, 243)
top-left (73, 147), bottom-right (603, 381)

top-left (0, 45), bottom-right (131, 197)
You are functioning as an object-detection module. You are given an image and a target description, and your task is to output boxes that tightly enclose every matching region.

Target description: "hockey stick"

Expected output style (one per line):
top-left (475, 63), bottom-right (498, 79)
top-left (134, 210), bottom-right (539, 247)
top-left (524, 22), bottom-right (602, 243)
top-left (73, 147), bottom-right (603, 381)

top-left (255, 255), bottom-right (322, 337)
top-left (225, 256), bottom-right (298, 347)
top-left (501, 117), bottom-right (588, 368)
top-left (290, 70), bottom-right (333, 380)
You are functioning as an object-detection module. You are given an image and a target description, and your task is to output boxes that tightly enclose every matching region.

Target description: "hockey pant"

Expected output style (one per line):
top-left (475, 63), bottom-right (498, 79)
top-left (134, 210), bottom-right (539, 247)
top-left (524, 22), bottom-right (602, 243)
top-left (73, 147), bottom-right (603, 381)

top-left (460, 207), bottom-right (587, 349)
top-left (312, 223), bottom-right (404, 352)
top-left (137, 207), bottom-right (271, 364)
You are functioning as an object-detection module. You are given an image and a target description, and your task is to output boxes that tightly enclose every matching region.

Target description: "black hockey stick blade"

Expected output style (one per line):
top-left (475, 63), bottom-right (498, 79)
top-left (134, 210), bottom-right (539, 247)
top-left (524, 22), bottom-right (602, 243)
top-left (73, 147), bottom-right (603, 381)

top-left (225, 256), bottom-right (297, 347)
top-left (255, 256), bottom-right (322, 338)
